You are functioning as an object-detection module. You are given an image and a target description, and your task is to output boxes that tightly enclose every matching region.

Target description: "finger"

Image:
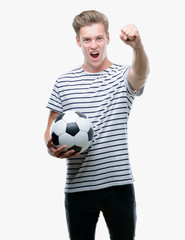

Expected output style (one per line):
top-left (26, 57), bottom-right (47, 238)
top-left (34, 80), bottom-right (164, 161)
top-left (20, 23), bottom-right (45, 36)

top-left (120, 33), bottom-right (128, 41)
top-left (121, 24), bottom-right (136, 32)
top-left (47, 138), bottom-right (53, 148)
top-left (62, 149), bottom-right (80, 158)
top-left (121, 27), bottom-right (133, 35)
top-left (127, 35), bottom-right (136, 41)
top-left (121, 28), bottom-right (128, 38)
top-left (59, 148), bottom-right (81, 159)
top-left (54, 145), bottom-right (67, 157)
top-left (122, 30), bottom-right (136, 39)
top-left (121, 25), bottom-right (138, 36)
top-left (47, 138), bottom-right (57, 156)
top-left (120, 34), bottom-right (135, 42)
top-left (121, 29), bottom-right (135, 41)
top-left (121, 26), bottom-right (128, 33)
top-left (128, 30), bottom-right (139, 38)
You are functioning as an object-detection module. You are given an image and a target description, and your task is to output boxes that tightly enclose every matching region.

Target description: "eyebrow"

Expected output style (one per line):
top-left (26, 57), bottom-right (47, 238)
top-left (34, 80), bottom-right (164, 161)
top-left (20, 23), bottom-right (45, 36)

top-left (82, 35), bottom-right (105, 40)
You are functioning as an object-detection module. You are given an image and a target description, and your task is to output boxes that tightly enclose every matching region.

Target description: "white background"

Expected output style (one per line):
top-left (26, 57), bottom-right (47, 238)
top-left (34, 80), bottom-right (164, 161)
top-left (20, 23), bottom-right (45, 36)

top-left (0, 0), bottom-right (185, 239)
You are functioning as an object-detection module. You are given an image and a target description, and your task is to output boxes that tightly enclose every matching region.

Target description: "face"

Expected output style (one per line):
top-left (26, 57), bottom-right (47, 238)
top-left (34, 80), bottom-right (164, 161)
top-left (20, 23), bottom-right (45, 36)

top-left (76, 23), bottom-right (110, 72)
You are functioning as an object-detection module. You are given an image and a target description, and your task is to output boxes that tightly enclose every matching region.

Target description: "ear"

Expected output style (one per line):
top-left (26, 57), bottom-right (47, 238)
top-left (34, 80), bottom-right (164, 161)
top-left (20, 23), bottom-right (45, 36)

top-left (76, 36), bottom-right (81, 47)
top-left (106, 32), bottom-right (110, 44)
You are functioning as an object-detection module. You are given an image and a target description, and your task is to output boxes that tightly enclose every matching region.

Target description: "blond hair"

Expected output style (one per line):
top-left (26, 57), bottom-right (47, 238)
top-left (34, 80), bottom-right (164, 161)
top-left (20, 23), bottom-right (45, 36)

top-left (72, 10), bottom-right (109, 37)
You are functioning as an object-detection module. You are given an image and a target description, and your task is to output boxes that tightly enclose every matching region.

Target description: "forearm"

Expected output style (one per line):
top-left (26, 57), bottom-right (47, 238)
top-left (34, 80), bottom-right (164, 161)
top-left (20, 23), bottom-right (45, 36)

top-left (131, 45), bottom-right (149, 80)
top-left (44, 129), bottom-right (51, 146)
top-left (120, 24), bottom-right (149, 90)
top-left (44, 110), bottom-right (60, 146)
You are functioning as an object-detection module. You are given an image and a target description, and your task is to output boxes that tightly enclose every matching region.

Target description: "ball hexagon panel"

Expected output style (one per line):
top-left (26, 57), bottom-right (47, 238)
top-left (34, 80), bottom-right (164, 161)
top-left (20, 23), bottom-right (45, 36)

top-left (63, 111), bottom-right (79, 123)
top-left (77, 117), bottom-right (91, 132)
top-left (58, 133), bottom-right (74, 149)
top-left (74, 131), bottom-right (88, 147)
top-left (51, 119), bottom-right (67, 136)
top-left (81, 141), bottom-right (92, 153)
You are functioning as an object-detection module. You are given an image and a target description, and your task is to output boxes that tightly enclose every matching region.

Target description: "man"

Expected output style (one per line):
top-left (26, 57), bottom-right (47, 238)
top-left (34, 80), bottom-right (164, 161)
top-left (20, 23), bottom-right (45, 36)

top-left (45, 10), bottom-right (149, 240)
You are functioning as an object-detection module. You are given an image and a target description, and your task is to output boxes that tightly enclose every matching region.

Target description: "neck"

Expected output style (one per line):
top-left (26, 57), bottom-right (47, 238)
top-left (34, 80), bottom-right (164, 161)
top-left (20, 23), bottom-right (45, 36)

top-left (82, 58), bottom-right (112, 73)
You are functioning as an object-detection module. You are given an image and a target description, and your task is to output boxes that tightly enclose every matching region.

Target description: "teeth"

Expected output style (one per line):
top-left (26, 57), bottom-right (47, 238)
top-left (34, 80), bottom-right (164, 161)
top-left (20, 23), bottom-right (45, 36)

top-left (91, 52), bottom-right (99, 54)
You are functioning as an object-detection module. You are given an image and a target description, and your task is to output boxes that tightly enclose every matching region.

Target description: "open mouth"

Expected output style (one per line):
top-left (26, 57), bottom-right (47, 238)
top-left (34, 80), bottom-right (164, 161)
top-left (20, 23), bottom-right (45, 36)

top-left (90, 52), bottom-right (99, 59)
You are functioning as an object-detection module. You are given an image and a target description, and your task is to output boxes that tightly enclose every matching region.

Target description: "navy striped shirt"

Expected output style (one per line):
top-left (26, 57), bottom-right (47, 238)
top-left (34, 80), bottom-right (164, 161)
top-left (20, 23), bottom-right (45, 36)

top-left (47, 64), bottom-right (143, 193)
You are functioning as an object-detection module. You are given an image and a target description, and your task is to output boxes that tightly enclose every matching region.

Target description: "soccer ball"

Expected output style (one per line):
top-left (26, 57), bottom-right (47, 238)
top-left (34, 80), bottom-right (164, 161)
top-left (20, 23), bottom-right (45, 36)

top-left (50, 111), bottom-right (94, 153)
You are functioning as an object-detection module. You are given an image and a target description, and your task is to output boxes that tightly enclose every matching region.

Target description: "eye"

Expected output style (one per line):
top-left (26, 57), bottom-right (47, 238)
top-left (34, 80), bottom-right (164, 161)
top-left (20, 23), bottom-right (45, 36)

top-left (97, 37), bottom-right (103, 41)
top-left (84, 38), bottom-right (90, 43)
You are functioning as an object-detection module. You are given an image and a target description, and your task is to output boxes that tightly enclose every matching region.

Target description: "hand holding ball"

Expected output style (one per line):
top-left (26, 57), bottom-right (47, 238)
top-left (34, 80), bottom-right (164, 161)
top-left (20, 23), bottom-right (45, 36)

top-left (50, 111), bottom-right (94, 153)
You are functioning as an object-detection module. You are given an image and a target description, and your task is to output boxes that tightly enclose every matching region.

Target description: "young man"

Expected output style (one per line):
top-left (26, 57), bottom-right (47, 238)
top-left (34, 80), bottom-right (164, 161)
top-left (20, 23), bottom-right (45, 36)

top-left (45, 10), bottom-right (149, 240)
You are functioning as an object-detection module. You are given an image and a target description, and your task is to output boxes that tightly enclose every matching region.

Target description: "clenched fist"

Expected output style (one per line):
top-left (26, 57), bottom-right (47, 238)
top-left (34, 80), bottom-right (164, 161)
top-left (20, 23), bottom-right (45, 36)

top-left (120, 24), bottom-right (143, 49)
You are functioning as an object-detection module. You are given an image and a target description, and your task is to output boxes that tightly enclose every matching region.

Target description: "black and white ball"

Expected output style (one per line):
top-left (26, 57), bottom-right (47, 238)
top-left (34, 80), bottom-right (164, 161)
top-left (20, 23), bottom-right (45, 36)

top-left (50, 111), bottom-right (94, 153)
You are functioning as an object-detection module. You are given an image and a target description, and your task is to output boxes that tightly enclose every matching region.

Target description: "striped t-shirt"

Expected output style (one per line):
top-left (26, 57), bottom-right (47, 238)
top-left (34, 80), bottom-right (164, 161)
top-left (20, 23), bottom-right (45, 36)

top-left (47, 63), bottom-right (143, 193)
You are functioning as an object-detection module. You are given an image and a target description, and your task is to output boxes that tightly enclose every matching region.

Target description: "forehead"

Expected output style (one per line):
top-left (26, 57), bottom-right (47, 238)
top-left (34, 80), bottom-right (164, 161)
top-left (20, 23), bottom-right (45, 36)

top-left (79, 23), bottom-right (106, 37)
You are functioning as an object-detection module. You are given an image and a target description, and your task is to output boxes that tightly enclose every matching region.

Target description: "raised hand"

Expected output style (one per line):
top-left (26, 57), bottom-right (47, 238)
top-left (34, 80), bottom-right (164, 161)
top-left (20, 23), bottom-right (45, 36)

top-left (120, 24), bottom-right (143, 49)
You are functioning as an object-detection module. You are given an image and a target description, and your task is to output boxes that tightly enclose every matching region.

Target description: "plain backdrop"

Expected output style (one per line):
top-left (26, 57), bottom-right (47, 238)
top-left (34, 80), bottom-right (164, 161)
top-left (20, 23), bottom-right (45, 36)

top-left (0, 0), bottom-right (185, 239)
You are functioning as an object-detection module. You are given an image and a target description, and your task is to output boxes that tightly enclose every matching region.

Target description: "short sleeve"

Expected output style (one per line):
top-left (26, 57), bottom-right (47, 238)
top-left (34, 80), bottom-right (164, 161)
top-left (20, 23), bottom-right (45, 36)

top-left (125, 77), bottom-right (145, 97)
top-left (46, 79), bottom-right (63, 113)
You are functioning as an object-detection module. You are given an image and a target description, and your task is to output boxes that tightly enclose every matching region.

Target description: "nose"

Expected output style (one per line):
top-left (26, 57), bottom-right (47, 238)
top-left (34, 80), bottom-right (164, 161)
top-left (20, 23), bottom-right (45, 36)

top-left (90, 40), bottom-right (97, 49)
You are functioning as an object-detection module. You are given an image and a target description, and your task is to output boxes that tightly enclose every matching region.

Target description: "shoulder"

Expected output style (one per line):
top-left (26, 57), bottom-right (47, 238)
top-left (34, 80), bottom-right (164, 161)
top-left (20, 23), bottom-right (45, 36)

top-left (106, 64), bottom-right (131, 81)
top-left (110, 63), bottom-right (131, 74)
top-left (57, 66), bottom-right (83, 82)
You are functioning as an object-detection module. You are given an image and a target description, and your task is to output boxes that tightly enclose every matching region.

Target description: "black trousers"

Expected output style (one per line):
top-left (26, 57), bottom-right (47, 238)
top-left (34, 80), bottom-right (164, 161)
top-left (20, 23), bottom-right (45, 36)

top-left (65, 184), bottom-right (137, 240)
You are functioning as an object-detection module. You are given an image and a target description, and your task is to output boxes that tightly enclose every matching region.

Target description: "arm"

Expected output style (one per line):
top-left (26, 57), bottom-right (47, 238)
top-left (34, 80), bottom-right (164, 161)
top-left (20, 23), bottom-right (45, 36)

top-left (44, 110), bottom-right (60, 146)
top-left (44, 110), bottom-right (80, 158)
top-left (120, 24), bottom-right (149, 90)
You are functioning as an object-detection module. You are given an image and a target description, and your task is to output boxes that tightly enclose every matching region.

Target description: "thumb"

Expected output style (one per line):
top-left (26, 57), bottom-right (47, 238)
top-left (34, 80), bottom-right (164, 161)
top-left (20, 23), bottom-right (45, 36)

top-left (120, 32), bottom-right (128, 41)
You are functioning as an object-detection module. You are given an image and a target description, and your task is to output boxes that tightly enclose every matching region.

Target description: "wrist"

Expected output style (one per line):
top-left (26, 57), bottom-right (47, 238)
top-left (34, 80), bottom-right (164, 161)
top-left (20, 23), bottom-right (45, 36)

top-left (133, 43), bottom-right (144, 51)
